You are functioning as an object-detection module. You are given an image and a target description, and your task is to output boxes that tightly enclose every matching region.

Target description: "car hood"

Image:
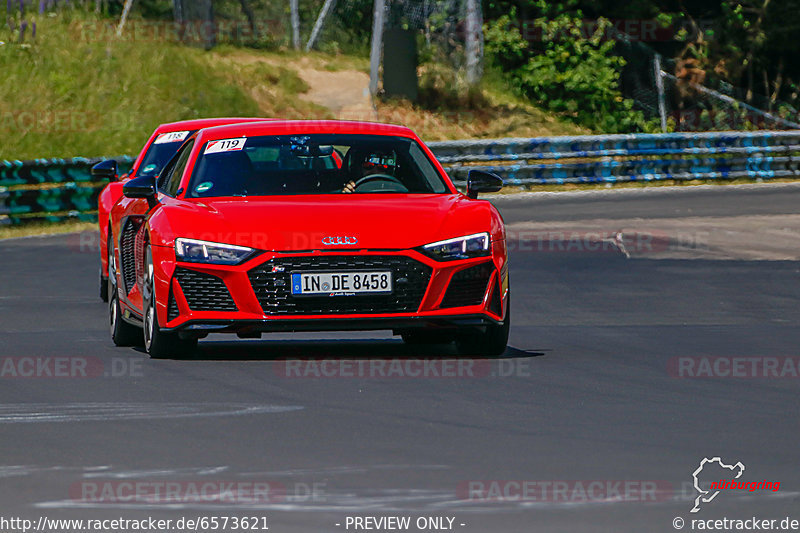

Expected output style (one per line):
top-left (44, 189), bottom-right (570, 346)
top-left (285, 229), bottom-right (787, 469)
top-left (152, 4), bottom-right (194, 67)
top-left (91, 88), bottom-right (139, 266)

top-left (153, 194), bottom-right (501, 252)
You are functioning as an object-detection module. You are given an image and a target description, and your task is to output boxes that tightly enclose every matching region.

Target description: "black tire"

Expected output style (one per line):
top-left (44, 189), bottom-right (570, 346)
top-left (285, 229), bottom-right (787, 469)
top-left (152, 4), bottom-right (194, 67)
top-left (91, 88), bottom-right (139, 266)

top-left (401, 330), bottom-right (455, 345)
top-left (455, 295), bottom-right (510, 357)
top-left (100, 232), bottom-right (112, 302)
top-left (109, 267), bottom-right (141, 347)
top-left (100, 269), bottom-right (109, 303)
top-left (143, 246), bottom-right (196, 359)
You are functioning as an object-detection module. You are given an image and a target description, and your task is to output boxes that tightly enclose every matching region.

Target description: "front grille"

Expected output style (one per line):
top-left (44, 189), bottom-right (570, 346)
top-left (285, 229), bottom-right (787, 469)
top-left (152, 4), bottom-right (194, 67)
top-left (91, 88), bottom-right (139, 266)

top-left (249, 255), bottom-right (432, 315)
top-left (120, 219), bottom-right (139, 294)
top-left (174, 268), bottom-right (237, 312)
top-left (439, 262), bottom-right (493, 309)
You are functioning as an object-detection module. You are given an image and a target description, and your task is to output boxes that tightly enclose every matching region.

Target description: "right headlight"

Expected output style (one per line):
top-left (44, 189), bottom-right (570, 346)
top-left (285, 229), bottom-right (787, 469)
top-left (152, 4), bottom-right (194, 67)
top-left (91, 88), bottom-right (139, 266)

top-left (175, 238), bottom-right (259, 265)
top-left (420, 232), bottom-right (491, 261)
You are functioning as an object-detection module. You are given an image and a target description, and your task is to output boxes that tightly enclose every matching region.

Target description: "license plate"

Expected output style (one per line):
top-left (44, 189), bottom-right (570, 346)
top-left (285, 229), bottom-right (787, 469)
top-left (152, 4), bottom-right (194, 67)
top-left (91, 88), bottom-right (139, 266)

top-left (291, 271), bottom-right (392, 296)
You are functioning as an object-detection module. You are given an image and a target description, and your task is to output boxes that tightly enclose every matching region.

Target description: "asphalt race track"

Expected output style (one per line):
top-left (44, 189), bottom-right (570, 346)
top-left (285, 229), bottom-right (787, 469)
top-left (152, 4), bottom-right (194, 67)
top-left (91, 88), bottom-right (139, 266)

top-left (1, 184), bottom-right (798, 532)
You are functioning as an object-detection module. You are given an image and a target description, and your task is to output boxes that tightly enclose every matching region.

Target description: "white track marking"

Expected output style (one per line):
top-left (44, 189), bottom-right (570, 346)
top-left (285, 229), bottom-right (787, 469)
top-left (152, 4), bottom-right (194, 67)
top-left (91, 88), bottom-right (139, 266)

top-left (0, 403), bottom-right (302, 423)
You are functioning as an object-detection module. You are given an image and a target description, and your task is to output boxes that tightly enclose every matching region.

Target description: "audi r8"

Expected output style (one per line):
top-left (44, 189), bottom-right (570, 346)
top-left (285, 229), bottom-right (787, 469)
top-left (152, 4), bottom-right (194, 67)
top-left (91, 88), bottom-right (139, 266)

top-left (106, 120), bottom-right (509, 358)
top-left (93, 117), bottom-right (270, 302)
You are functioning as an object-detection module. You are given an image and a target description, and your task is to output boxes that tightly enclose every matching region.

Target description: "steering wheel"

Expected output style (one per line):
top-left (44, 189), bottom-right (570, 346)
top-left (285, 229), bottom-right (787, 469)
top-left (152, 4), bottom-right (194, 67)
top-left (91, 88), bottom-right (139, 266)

top-left (353, 174), bottom-right (406, 190)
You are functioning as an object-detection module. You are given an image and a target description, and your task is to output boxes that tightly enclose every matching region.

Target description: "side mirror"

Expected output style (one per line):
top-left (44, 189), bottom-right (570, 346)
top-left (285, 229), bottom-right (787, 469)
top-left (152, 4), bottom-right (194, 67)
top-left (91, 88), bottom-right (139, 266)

top-left (123, 176), bottom-right (158, 207)
top-left (91, 159), bottom-right (118, 182)
top-left (466, 169), bottom-right (503, 199)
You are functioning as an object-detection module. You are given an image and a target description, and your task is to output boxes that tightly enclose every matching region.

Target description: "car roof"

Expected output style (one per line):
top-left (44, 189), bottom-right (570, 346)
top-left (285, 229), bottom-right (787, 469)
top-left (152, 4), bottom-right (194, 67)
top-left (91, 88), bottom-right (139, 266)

top-left (195, 120), bottom-right (418, 144)
top-left (155, 117), bottom-right (273, 134)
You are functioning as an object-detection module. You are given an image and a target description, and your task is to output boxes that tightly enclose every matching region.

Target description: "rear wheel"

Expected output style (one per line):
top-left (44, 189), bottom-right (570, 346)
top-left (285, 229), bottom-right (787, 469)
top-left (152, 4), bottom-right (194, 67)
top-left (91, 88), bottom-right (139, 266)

top-left (100, 233), bottom-right (110, 302)
top-left (100, 269), bottom-right (108, 302)
top-left (143, 246), bottom-right (196, 359)
top-left (108, 242), bottom-right (140, 346)
top-left (455, 295), bottom-right (510, 357)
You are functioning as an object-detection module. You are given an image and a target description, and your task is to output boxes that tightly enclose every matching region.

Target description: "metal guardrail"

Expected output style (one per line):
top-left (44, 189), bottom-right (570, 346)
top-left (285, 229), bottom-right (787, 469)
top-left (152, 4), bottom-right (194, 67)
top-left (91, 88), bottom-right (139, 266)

top-left (2, 131), bottom-right (799, 225)
top-left (427, 130), bottom-right (800, 186)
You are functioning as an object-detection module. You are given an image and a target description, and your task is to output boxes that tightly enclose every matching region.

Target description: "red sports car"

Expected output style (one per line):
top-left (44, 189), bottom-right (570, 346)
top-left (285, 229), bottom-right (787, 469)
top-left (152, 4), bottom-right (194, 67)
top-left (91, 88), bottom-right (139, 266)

top-left (93, 118), bottom-right (269, 302)
top-left (106, 120), bottom-right (509, 358)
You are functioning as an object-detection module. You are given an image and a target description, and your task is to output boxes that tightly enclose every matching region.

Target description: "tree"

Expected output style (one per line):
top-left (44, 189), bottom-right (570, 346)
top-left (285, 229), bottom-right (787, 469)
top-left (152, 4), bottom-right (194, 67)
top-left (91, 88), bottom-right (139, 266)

top-left (172, 0), bottom-right (215, 49)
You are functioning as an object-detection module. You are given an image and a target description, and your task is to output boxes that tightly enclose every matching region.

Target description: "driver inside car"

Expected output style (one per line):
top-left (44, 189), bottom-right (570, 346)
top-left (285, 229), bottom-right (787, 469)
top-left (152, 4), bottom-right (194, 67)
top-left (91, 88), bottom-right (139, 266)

top-left (342, 149), bottom-right (398, 193)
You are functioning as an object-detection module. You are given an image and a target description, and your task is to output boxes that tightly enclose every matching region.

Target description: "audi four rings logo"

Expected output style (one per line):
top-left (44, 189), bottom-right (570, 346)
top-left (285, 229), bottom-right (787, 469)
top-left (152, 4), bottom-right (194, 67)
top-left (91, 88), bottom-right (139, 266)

top-left (322, 236), bottom-right (359, 246)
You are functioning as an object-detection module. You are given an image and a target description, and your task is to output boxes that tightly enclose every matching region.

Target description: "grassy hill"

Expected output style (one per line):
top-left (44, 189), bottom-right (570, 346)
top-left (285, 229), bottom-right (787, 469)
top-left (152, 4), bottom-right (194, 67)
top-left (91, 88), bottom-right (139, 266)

top-left (0, 10), bottom-right (585, 160)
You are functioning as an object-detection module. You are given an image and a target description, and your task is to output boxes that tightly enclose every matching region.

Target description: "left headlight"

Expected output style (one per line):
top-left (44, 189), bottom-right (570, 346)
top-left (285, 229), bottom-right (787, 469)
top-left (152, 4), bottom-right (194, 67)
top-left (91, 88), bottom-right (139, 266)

top-left (175, 238), bottom-right (258, 265)
top-left (420, 232), bottom-right (491, 261)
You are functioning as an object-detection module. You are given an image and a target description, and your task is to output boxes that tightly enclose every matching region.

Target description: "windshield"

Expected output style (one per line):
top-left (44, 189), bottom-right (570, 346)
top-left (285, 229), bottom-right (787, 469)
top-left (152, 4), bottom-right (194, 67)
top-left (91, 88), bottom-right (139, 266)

top-left (135, 130), bottom-right (196, 177)
top-left (186, 134), bottom-right (449, 197)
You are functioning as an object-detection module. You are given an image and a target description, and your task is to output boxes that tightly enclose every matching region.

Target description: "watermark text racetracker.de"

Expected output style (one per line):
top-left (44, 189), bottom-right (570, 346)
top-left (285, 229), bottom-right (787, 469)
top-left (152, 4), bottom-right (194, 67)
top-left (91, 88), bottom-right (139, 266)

top-left (668, 357), bottom-right (800, 378)
top-left (458, 480), bottom-right (673, 503)
top-left (0, 356), bottom-right (142, 379)
top-left (1, 110), bottom-right (141, 135)
top-left (70, 479), bottom-right (326, 505)
top-left (672, 516), bottom-right (799, 530)
top-left (505, 228), bottom-right (708, 255)
top-left (0, 110), bottom-right (96, 134)
top-left (275, 358), bottom-right (531, 379)
top-left (514, 18), bottom-right (714, 43)
top-left (0, 515), bottom-right (271, 532)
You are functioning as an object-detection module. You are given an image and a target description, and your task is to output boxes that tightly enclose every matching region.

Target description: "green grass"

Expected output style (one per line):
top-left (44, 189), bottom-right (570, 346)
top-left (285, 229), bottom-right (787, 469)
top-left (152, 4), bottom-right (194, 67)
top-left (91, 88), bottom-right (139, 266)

top-left (0, 10), bottom-right (264, 160)
top-left (0, 9), bottom-right (584, 160)
top-left (0, 220), bottom-right (96, 240)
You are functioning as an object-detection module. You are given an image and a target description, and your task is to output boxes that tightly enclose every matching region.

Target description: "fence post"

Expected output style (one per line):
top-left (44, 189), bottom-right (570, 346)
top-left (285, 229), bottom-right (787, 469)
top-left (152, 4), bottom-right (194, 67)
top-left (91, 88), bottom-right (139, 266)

top-left (464, 0), bottom-right (483, 86)
top-left (116, 0), bottom-right (134, 37)
top-left (654, 54), bottom-right (668, 133)
top-left (305, 0), bottom-right (337, 51)
top-left (368, 0), bottom-right (385, 97)
top-left (290, 0), bottom-right (300, 50)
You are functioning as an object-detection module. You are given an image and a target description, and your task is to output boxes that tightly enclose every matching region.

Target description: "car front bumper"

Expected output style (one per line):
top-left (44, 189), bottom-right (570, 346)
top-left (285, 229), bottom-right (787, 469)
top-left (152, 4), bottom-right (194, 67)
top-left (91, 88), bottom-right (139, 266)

top-left (151, 246), bottom-right (509, 335)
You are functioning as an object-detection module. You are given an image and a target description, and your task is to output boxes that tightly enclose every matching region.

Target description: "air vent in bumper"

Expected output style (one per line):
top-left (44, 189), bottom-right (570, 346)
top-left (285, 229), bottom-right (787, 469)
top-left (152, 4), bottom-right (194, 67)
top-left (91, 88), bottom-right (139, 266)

top-left (439, 262), bottom-right (493, 309)
top-left (174, 268), bottom-right (237, 312)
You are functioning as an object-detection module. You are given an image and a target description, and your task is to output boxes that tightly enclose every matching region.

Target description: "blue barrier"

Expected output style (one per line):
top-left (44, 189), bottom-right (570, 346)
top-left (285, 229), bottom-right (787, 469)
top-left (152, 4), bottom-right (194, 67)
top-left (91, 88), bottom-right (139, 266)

top-left (0, 156), bottom-right (134, 225)
top-left (2, 131), bottom-right (799, 225)
top-left (0, 156), bottom-right (135, 188)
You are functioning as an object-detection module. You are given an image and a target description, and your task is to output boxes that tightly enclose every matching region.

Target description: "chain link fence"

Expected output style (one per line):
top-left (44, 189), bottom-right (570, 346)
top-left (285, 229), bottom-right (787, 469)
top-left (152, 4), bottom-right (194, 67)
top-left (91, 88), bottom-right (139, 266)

top-left (614, 30), bottom-right (800, 132)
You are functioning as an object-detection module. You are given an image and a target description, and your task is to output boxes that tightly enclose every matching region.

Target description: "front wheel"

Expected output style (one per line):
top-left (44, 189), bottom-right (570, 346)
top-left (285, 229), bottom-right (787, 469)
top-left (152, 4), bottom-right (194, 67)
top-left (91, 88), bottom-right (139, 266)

top-left (143, 246), bottom-right (196, 359)
top-left (455, 295), bottom-right (510, 357)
